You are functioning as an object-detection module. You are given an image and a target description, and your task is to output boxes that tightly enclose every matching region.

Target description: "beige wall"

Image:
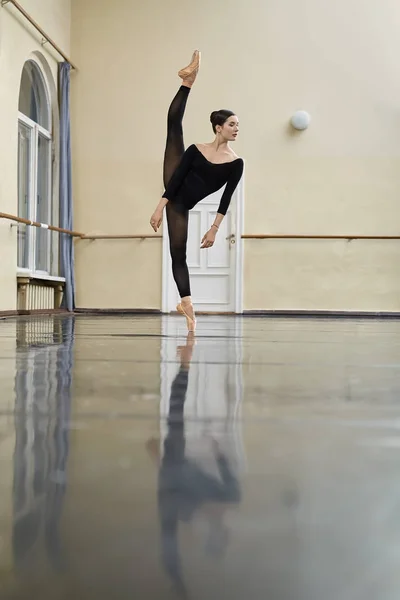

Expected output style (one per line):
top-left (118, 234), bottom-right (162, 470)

top-left (0, 0), bottom-right (71, 312)
top-left (69, 0), bottom-right (400, 312)
top-left (1, 0), bottom-right (400, 312)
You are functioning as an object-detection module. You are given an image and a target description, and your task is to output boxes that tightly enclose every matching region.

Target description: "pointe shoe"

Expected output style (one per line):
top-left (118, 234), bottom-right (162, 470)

top-left (177, 302), bottom-right (196, 333)
top-left (178, 49), bottom-right (201, 84)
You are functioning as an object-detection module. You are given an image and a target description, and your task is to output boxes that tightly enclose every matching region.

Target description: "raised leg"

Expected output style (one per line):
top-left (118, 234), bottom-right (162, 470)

top-left (163, 49), bottom-right (200, 187)
top-left (163, 85), bottom-right (190, 188)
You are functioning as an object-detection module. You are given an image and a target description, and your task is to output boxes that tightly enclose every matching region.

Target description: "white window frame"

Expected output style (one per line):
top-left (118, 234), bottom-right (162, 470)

top-left (17, 58), bottom-right (62, 280)
top-left (18, 112), bottom-right (52, 277)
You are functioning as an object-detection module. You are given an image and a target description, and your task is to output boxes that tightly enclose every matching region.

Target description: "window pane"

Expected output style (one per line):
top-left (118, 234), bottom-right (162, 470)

top-left (35, 134), bottom-right (51, 273)
top-left (17, 122), bottom-right (32, 269)
top-left (18, 61), bottom-right (50, 130)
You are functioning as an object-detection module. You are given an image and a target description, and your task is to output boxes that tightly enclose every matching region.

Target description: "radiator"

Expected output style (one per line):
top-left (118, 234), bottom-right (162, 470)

top-left (27, 284), bottom-right (55, 310)
top-left (17, 281), bottom-right (55, 311)
top-left (17, 277), bottom-right (64, 313)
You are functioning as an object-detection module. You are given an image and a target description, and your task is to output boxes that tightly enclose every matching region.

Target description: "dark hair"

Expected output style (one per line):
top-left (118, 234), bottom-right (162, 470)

top-left (210, 109), bottom-right (235, 134)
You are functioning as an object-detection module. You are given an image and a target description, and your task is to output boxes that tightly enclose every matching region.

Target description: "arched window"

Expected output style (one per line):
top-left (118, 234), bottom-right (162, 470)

top-left (18, 60), bottom-right (53, 274)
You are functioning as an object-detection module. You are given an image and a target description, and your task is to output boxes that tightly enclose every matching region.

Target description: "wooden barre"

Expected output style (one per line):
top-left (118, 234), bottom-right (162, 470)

top-left (80, 234), bottom-right (162, 240)
top-left (41, 233), bottom-right (400, 240)
top-left (0, 213), bottom-right (161, 239)
top-left (241, 234), bottom-right (400, 240)
top-left (2, 213), bottom-right (398, 241)
top-left (1, 0), bottom-right (78, 70)
top-left (0, 212), bottom-right (85, 237)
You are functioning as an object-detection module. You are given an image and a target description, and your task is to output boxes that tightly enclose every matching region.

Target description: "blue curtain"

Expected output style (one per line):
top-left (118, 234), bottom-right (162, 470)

top-left (58, 63), bottom-right (75, 311)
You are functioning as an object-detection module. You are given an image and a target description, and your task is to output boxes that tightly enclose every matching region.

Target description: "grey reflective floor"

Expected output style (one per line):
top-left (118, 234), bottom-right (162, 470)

top-left (1, 314), bottom-right (400, 599)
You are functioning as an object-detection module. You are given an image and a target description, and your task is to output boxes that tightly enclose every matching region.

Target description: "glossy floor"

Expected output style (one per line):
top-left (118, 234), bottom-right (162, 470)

top-left (0, 314), bottom-right (400, 599)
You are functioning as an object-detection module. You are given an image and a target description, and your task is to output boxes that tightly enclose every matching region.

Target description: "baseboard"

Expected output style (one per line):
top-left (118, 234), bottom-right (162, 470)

top-left (0, 309), bottom-right (69, 319)
top-left (2, 308), bottom-right (400, 320)
top-left (194, 312), bottom-right (236, 315)
top-left (20, 309), bottom-right (70, 316)
top-left (243, 309), bottom-right (400, 319)
top-left (0, 310), bottom-right (18, 318)
top-left (74, 308), bottom-right (162, 315)
top-left (75, 308), bottom-right (400, 318)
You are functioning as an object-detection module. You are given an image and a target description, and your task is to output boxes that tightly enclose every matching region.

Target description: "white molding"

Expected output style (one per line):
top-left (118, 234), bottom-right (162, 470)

top-left (23, 57), bottom-right (52, 132)
top-left (27, 52), bottom-right (61, 279)
top-left (161, 215), bottom-right (170, 314)
top-left (234, 175), bottom-right (245, 314)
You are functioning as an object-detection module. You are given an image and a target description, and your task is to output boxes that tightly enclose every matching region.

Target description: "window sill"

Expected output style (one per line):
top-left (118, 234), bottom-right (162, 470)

top-left (17, 271), bottom-right (66, 284)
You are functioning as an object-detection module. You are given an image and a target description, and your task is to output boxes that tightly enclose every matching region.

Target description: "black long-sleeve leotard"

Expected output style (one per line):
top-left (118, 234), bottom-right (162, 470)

top-left (163, 144), bottom-right (244, 215)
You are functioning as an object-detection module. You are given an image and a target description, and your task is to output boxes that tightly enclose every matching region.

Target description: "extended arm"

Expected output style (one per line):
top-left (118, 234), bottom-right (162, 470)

top-left (201, 159), bottom-right (244, 248)
top-left (216, 159), bottom-right (244, 216)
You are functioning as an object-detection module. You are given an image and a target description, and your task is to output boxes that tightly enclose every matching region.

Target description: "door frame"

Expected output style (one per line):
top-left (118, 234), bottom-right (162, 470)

top-left (161, 177), bottom-right (244, 314)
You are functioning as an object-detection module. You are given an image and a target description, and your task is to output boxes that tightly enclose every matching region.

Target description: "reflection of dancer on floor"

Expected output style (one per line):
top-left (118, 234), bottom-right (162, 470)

top-left (146, 333), bottom-right (241, 597)
top-left (150, 51), bottom-right (244, 332)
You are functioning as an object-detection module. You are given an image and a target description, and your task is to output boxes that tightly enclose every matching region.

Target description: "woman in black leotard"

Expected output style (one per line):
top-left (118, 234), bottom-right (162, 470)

top-left (150, 51), bottom-right (244, 333)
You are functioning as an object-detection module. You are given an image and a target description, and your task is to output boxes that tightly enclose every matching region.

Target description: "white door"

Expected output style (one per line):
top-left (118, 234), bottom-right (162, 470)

top-left (162, 181), bottom-right (244, 313)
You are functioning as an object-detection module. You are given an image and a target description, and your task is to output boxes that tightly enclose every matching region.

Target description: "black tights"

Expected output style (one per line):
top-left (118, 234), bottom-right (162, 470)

top-left (163, 86), bottom-right (191, 299)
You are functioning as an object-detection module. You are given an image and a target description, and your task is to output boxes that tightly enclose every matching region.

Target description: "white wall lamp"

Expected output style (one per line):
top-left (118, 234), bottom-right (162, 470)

top-left (291, 110), bottom-right (311, 131)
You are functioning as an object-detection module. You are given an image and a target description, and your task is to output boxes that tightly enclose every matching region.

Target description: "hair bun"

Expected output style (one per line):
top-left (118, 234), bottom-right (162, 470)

top-left (210, 111), bottom-right (218, 124)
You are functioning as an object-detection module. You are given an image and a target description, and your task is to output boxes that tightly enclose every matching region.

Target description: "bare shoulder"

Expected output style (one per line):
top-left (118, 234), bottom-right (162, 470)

top-left (229, 150), bottom-right (243, 164)
top-left (197, 143), bottom-right (242, 163)
top-left (194, 142), bottom-right (211, 155)
top-left (220, 146), bottom-right (242, 162)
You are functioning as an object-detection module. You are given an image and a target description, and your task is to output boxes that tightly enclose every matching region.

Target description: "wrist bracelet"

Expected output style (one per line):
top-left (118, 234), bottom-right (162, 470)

top-left (211, 224), bottom-right (219, 230)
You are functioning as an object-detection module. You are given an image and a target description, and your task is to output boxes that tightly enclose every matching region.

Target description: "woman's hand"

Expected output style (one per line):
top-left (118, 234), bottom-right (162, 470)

top-left (150, 208), bottom-right (163, 232)
top-left (201, 227), bottom-right (217, 249)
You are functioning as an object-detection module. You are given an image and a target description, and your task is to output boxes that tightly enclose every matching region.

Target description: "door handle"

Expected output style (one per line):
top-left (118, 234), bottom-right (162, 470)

top-left (226, 233), bottom-right (236, 245)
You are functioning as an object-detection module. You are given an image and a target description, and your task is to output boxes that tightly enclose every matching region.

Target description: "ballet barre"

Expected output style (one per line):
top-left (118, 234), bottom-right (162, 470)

top-left (0, 212), bottom-right (85, 238)
top-left (0, 213), bottom-right (161, 239)
top-left (2, 213), bottom-right (398, 241)
top-left (241, 234), bottom-right (400, 240)
top-left (80, 234), bottom-right (162, 240)
top-left (1, 0), bottom-right (78, 70)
